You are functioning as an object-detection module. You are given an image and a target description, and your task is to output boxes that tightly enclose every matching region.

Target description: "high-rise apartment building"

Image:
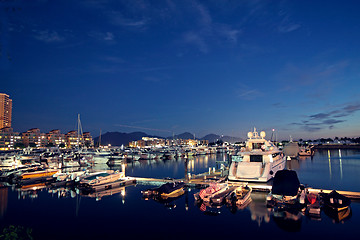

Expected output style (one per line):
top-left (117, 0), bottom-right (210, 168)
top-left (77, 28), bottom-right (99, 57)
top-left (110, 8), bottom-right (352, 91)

top-left (0, 93), bottom-right (12, 129)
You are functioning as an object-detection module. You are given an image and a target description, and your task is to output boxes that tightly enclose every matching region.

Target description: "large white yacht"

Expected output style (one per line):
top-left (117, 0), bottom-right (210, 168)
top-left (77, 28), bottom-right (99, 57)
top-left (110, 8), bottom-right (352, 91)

top-left (228, 128), bottom-right (286, 182)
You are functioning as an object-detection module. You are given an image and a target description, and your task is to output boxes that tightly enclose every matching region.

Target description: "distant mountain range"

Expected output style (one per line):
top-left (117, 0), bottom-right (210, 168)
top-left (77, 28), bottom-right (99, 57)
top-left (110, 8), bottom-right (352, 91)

top-left (94, 131), bottom-right (243, 146)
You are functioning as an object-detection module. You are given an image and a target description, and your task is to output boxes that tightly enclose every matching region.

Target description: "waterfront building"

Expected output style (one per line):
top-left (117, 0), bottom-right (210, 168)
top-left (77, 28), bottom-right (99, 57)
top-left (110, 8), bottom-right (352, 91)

top-left (129, 137), bottom-right (202, 148)
top-left (129, 137), bottom-right (165, 148)
top-left (0, 93), bottom-right (12, 129)
top-left (199, 140), bottom-right (209, 146)
top-left (83, 132), bottom-right (94, 147)
top-left (0, 127), bottom-right (21, 150)
top-left (64, 131), bottom-right (93, 148)
top-left (46, 129), bottom-right (66, 147)
top-left (65, 130), bottom-right (81, 148)
top-left (22, 128), bottom-right (44, 147)
top-left (186, 139), bottom-right (198, 146)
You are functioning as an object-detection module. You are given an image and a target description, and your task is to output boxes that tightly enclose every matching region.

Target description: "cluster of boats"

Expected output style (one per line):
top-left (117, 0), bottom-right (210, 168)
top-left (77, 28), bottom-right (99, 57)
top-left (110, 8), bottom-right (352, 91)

top-left (0, 144), bottom-right (236, 170)
top-left (0, 160), bottom-right (135, 198)
top-left (1, 127), bottom-right (354, 226)
top-left (266, 169), bottom-right (352, 223)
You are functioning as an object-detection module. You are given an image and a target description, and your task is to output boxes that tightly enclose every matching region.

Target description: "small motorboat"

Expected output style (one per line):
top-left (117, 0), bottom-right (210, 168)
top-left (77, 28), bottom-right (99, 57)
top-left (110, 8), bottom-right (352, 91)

top-left (142, 181), bottom-right (185, 199)
top-left (298, 146), bottom-right (314, 157)
top-left (320, 190), bottom-right (351, 212)
top-left (266, 169), bottom-right (306, 209)
top-left (321, 191), bottom-right (352, 222)
top-left (193, 183), bottom-right (228, 202)
top-left (19, 169), bottom-right (59, 180)
top-left (209, 186), bottom-right (237, 205)
top-left (305, 192), bottom-right (321, 218)
top-left (225, 185), bottom-right (252, 207)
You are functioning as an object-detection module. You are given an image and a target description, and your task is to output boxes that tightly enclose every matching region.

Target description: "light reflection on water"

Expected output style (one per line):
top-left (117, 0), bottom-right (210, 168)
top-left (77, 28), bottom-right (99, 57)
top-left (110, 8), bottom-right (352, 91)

top-left (0, 150), bottom-right (360, 239)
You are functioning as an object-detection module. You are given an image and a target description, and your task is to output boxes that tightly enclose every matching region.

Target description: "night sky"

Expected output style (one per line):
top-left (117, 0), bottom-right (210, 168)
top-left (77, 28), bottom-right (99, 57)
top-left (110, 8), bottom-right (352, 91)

top-left (2, 0), bottom-right (360, 140)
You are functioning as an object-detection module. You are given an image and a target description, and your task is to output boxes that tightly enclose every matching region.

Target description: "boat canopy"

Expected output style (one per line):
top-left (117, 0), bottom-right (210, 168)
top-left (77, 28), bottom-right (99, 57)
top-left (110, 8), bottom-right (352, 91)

top-left (271, 170), bottom-right (300, 196)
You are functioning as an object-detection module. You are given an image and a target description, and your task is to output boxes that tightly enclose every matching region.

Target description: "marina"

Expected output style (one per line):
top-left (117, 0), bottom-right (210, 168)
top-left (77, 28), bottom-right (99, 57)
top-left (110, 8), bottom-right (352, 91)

top-left (2, 1), bottom-right (360, 239)
top-left (1, 146), bottom-right (360, 239)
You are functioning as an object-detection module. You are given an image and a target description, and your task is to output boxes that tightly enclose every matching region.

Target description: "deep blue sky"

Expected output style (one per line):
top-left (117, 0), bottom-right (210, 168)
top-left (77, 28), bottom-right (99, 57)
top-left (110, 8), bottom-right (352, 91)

top-left (2, 0), bottom-right (360, 140)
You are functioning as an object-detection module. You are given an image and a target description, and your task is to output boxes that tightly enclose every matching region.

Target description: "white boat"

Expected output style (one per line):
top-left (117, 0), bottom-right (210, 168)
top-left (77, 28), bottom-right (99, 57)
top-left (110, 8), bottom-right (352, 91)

top-left (194, 183), bottom-right (228, 202)
top-left (228, 128), bottom-right (286, 182)
top-left (78, 170), bottom-right (125, 188)
top-left (298, 146), bottom-right (314, 157)
top-left (0, 154), bottom-right (23, 169)
top-left (283, 140), bottom-right (300, 159)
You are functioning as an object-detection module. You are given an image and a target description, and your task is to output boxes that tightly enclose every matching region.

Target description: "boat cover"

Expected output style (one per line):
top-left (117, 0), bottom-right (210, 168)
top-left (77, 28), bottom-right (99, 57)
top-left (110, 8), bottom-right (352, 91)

top-left (157, 182), bottom-right (184, 194)
top-left (272, 170), bottom-right (300, 196)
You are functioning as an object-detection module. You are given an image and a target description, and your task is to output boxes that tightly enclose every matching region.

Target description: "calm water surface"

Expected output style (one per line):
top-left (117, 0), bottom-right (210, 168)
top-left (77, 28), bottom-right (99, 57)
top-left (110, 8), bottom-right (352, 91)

top-left (1, 149), bottom-right (360, 239)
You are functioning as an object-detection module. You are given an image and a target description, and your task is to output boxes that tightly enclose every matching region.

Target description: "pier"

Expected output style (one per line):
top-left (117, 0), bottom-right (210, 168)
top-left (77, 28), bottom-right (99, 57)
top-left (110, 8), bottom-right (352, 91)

top-left (132, 170), bottom-right (360, 200)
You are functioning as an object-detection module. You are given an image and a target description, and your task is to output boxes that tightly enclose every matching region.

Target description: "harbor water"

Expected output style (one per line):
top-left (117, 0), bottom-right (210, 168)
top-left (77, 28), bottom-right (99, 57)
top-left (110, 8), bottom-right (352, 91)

top-left (1, 149), bottom-right (360, 239)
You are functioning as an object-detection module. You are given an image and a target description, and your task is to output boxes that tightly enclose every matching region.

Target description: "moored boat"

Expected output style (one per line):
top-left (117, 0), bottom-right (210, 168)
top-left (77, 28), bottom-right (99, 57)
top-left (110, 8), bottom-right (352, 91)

top-left (194, 183), bottom-right (228, 202)
top-left (19, 169), bottom-right (59, 180)
top-left (142, 181), bottom-right (185, 199)
top-left (320, 190), bottom-right (352, 222)
top-left (266, 169), bottom-right (306, 209)
top-left (225, 185), bottom-right (252, 207)
top-left (305, 192), bottom-right (321, 218)
top-left (210, 186), bottom-right (237, 205)
top-left (78, 170), bottom-right (125, 188)
top-left (320, 190), bottom-right (351, 212)
top-left (228, 128), bottom-right (286, 182)
top-left (298, 146), bottom-right (314, 157)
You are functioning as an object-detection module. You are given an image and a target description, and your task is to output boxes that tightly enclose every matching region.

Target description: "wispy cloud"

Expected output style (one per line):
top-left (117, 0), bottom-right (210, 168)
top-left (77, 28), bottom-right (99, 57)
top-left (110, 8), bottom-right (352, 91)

top-left (88, 31), bottom-right (115, 41)
top-left (183, 32), bottom-right (208, 53)
top-left (277, 10), bottom-right (301, 33)
top-left (33, 30), bottom-right (65, 43)
top-left (235, 84), bottom-right (262, 100)
top-left (179, 1), bottom-right (241, 53)
top-left (276, 61), bottom-right (349, 96)
top-left (291, 102), bottom-right (360, 132)
top-left (106, 10), bottom-right (148, 29)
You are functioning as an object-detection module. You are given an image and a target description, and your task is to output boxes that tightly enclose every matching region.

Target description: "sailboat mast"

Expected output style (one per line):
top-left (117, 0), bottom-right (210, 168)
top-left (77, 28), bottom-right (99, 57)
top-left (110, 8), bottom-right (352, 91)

top-left (99, 129), bottom-right (102, 148)
top-left (77, 114), bottom-right (84, 149)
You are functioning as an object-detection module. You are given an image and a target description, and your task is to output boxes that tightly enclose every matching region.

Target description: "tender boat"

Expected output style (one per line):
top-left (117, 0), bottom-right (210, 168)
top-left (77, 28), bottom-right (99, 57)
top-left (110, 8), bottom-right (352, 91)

top-left (228, 128), bottom-right (286, 182)
top-left (305, 192), bottom-right (321, 218)
top-left (142, 181), bottom-right (185, 199)
top-left (298, 146), bottom-right (314, 157)
top-left (194, 183), bottom-right (228, 202)
top-left (209, 186), bottom-right (237, 205)
top-left (225, 185), bottom-right (252, 207)
top-left (320, 190), bottom-right (352, 222)
top-left (266, 169), bottom-right (306, 209)
top-left (320, 190), bottom-right (351, 212)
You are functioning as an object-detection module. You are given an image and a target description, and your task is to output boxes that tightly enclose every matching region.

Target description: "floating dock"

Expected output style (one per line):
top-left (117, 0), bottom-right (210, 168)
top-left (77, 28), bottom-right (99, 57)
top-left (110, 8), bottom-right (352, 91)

top-left (133, 170), bottom-right (360, 200)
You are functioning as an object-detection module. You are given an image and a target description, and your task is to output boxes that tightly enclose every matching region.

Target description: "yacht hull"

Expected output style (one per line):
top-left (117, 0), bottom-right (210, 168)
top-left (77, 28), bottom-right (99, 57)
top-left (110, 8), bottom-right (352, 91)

top-left (228, 157), bottom-right (286, 182)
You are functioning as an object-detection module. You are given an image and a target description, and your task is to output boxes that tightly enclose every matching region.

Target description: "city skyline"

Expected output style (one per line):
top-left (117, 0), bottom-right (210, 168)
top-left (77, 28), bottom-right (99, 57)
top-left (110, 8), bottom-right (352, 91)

top-left (2, 1), bottom-right (360, 140)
